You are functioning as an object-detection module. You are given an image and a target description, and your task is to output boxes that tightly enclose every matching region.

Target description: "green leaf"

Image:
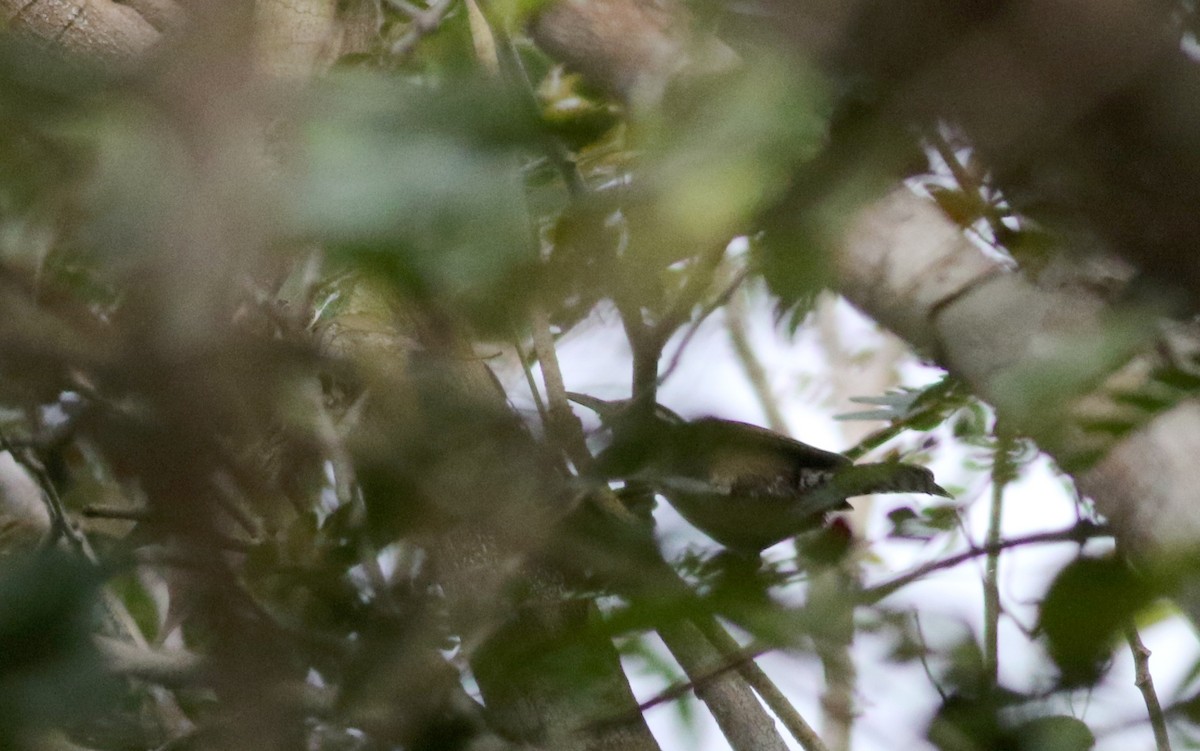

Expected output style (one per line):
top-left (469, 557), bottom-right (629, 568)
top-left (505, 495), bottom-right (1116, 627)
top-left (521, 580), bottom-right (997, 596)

top-left (1014, 715), bottom-right (1095, 751)
top-left (0, 551), bottom-right (114, 743)
top-left (106, 572), bottom-right (160, 644)
top-left (1039, 555), bottom-right (1157, 687)
top-left (289, 72), bottom-right (544, 333)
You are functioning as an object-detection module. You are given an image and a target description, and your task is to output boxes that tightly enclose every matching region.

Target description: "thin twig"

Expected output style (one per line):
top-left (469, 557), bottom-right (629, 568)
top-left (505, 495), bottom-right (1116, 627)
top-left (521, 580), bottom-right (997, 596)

top-left (1125, 620), bottom-right (1172, 751)
top-left (21, 448), bottom-right (93, 559)
top-left (530, 306), bottom-right (593, 471)
top-left (927, 130), bottom-right (1007, 239)
top-left (82, 505), bottom-right (149, 521)
top-left (512, 328), bottom-right (549, 424)
top-left (95, 636), bottom-right (206, 688)
top-left (726, 286), bottom-right (788, 434)
top-left (6, 433), bottom-right (196, 731)
top-left (472, 0), bottom-right (586, 196)
top-left (657, 267), bottom-right (748, 388)
top-left (912, 612), bottom-right (948, 701)
top-left (385, 0), bottom-right (428, 18)
top-left (655, 242), bottom-right (729, 338)
top-left (862, 522), bottom-right (1108, 605)
top-left (982, 427), bottom-right (1013, 684)
top-left (623, 242), bottom-right (732, 416)
top-left (529, 309), bottom-right (635, 521)
top-left (388, 0), bottom-right (458, 57)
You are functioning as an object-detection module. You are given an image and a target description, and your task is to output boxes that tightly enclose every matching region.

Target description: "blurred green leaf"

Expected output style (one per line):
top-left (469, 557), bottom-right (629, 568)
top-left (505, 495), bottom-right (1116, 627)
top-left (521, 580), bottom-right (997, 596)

top-left (927, 691), bottom-right (1014, 751)
top-left (621, 56), bottom-right (830, 277)
top-left (887, 504), bottom-right (960, 541)
top-left (0, 551), bottom-right (114, 743)
top-left (1039, 555), bottom-right (1157, 687)
top-left (1014, 715), bottom-right (1095, 751)
top-left (290, 73), bottom-right (544, 333)
top-left (106, 572), bottom-right (159, 645)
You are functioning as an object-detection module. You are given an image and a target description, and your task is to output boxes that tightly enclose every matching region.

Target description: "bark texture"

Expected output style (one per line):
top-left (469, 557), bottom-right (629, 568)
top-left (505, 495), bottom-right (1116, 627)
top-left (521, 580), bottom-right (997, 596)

top-left (837, 187), bottom-right (1200, 554)
top-left (1, 0), bottom-right (164, 61)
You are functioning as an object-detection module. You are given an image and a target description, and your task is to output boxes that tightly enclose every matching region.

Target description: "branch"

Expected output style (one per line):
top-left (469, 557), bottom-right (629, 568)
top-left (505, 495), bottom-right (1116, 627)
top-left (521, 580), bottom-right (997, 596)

top-left (861, 522), bottom-right (1109, 605)
top-left (657, 619), bottom-right (792, 751)
top-left (530, 307), bottom-right (594, 472)
top-left (694, 619), bottom-right (831, 751)
top-left (617, 640), bottom-right (769, 719)
top-left (833, 187), bottom-right (1200, 558)
top-left (1, 0), bottom-right (161, 62)
top-left (81, 505), bottom-right (149, 521)
top-left (386, 0), bottom-right (458, 58)
top-left (1124, 621), bottom-right (1172, 751)
top-left (926, 131), bottom-right (1007, 241)
top-left (95, 637), bottom-right (206, 687)
top-left (612, 628), bottom-right (829, 751)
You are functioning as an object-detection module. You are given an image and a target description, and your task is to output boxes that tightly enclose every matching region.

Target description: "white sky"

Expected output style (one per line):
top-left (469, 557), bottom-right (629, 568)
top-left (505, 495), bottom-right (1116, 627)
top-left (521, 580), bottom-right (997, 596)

top-left (496, 286), bottom-right (1200, 751)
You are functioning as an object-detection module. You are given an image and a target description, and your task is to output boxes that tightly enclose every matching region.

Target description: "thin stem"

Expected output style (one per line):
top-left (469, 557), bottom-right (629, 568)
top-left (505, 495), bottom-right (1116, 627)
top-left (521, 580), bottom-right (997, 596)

top-left (1125, 620), bottom-right (1172, 751)
top-left (82, 505), bottom-right (149, 521)
top-left (726, 286), bottom-right (788, 434)
top-left (624, 242), bottom-right (730, 415)
top-left (15, 445), bottom-right (93, 559)
top-left (386, 0), bottom-right (428, 18)
top-left (983, 427), bottom-right (1013, 684)
top-left (912, 613), bottom-right (948, 701)
top-left (530, 306), bottom-right (595, 474)
top-left (927, 130), bottom-right (1007, 239)
top-left (657, 619), bottom-right (792, 751)
top-left (512, 328), bottom-right (549, 425)
top-left (657, 267), bottom-right (747, 387)
top-left (862, 522), bottom-right (1108, 605)
top-left (388, 0), bottom-right (457, 57)
top-left (655, 242), bottom-right (728, 338)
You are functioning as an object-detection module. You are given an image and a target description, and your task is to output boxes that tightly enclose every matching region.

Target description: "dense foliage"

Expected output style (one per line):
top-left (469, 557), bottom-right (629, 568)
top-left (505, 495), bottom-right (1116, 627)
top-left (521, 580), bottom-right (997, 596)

top-left (2, 2), bottom-right (1200, 750)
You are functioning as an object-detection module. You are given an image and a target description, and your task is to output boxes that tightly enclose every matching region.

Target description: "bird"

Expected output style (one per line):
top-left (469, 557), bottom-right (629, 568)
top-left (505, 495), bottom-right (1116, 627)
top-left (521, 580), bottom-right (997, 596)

top-left (567, 392), bottom-right (950, 553)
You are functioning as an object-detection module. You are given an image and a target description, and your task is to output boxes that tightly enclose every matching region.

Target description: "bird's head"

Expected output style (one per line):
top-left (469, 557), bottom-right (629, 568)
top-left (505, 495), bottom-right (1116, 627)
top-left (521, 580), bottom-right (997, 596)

top-left (566, 392), bottom-right (685, 477)
top-left (565, 392), bottom-right (684, 426)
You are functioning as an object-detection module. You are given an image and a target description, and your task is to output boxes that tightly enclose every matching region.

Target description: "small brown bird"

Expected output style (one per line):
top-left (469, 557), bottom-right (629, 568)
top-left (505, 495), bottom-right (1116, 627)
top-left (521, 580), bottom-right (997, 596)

top-left (569, 393), bottom-right (949, 553)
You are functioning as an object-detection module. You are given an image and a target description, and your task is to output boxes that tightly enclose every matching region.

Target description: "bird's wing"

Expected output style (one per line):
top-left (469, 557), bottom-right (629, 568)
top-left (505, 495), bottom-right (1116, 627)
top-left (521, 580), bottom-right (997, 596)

top-left (688, 418), bottom-right (852, 469)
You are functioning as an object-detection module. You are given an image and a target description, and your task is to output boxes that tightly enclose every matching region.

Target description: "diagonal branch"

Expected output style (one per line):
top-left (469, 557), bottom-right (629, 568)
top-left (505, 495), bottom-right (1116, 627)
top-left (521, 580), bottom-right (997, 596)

top-left (862, 522), bottom-right (1109, 605)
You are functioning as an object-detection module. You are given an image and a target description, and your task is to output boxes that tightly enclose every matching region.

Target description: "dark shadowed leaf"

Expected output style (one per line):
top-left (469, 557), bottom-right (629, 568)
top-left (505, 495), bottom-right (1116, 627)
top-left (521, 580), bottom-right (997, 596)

top-left (0, 551), bottom-right (114, 744)
top-left (1038, 555), bottom-right (1157, 687)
